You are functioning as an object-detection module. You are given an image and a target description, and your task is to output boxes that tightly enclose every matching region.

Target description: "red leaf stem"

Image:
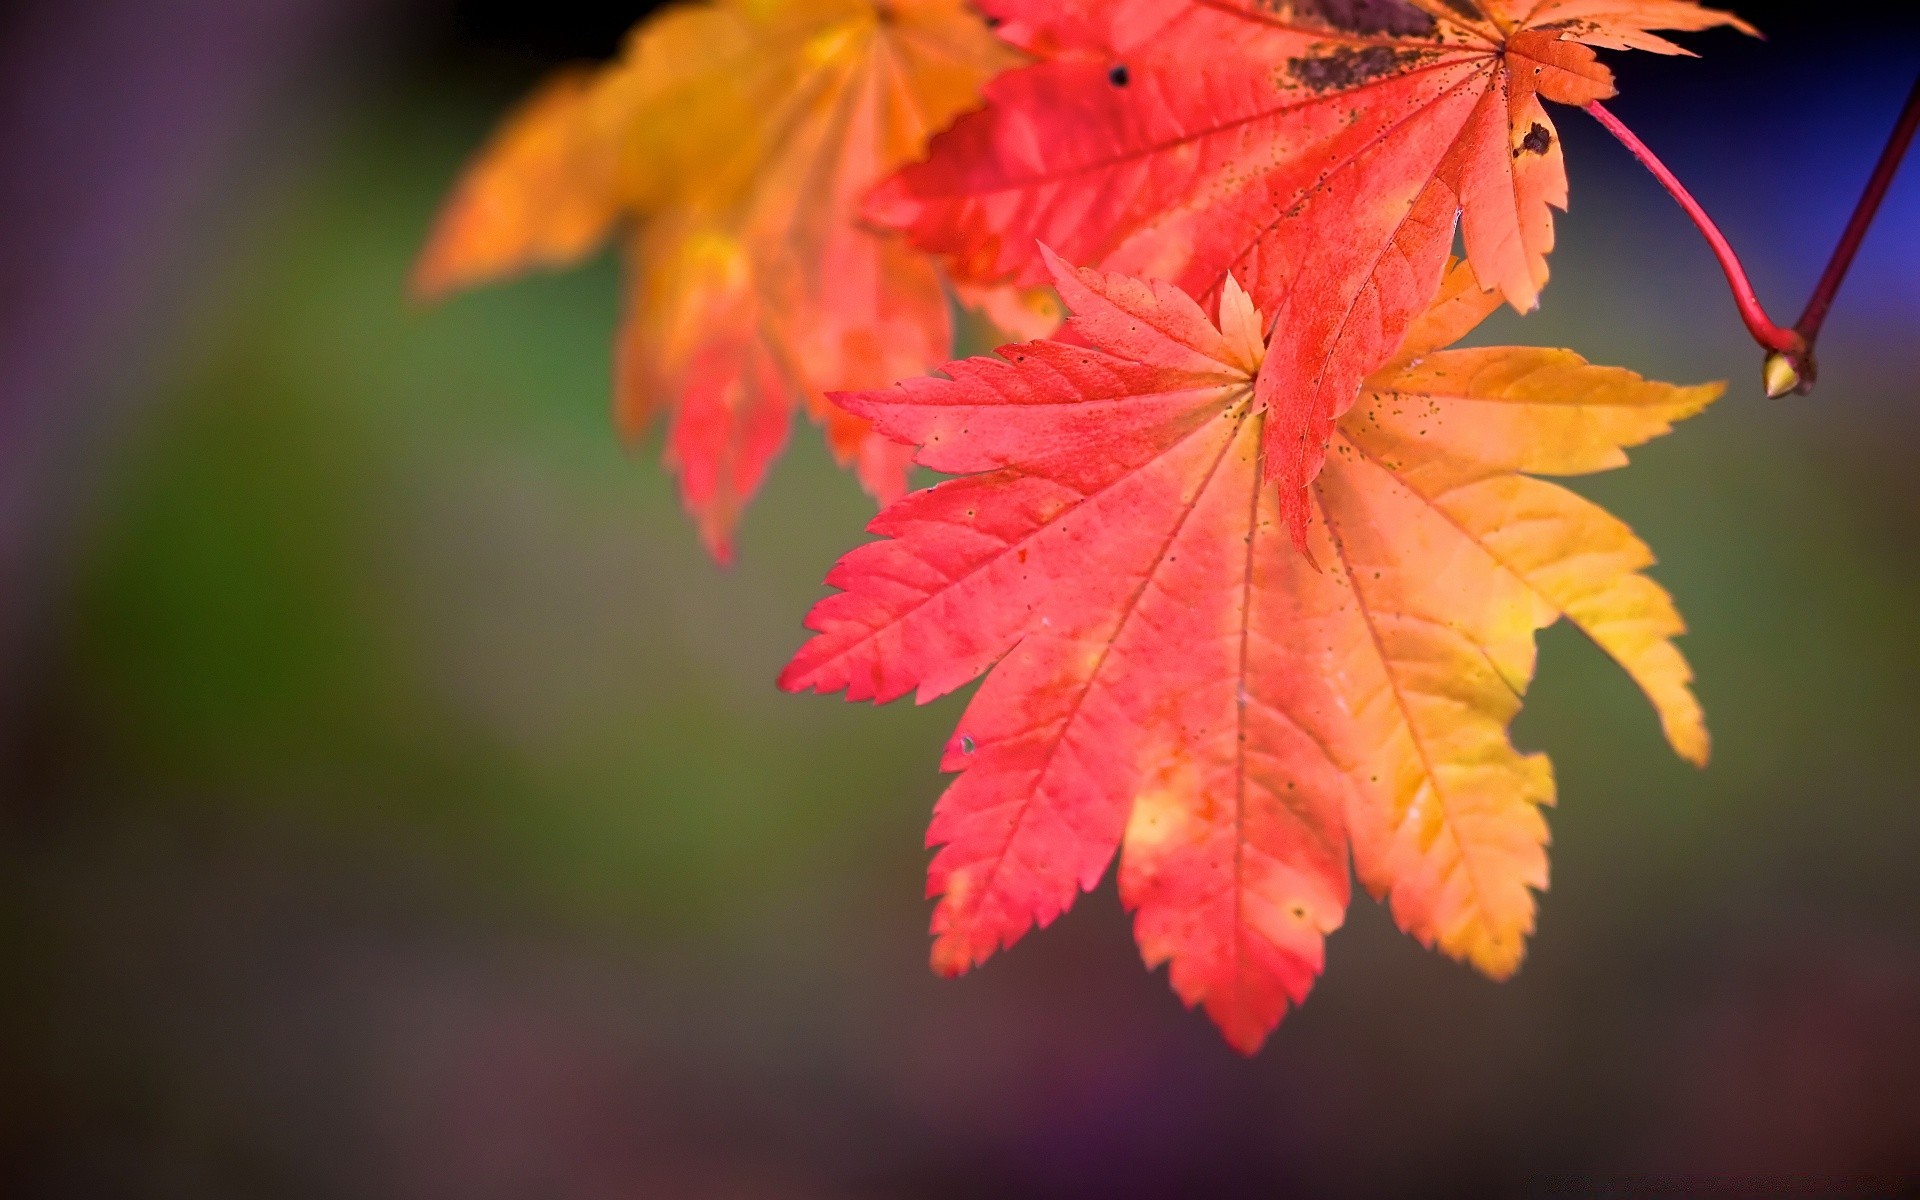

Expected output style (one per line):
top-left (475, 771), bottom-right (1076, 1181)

top-left (1589, 77), bottom-right (1920, 396)
top-left (1584, 99), bottom-right (1803, 360)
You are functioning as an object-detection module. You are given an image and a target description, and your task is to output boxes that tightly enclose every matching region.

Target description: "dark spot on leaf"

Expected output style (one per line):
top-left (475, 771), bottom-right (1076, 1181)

top-left (1258, 0), bottom-right (1435, 37)
top-left (1519, 122), bottom-right (1552, 156)
top-left (1287, 46), bottom-right (1425, 93)
top-left (1108, 64), bottom-right (1130, 88)
top-left (960, 735), bottom-right (976, 754)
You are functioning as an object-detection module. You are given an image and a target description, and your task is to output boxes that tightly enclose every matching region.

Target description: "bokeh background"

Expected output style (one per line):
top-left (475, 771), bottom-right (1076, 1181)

top-left (2, 2), bottom-right (1917, 1195)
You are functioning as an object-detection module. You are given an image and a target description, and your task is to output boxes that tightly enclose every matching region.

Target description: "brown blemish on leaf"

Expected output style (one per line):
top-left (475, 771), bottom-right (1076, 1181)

top-left (1286, 45), bottom-right (1425, 92)
top-left (1537, 18), bottom-right (1602, 36)
top-left (1518, 122), bottom-right (1552, 156)
top-left (1259, 0), bottom-right (1437, 38)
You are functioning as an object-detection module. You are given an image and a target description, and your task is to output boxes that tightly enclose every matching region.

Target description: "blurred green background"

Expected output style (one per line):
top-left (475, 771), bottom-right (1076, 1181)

top-left (2, 2), bottom-right (1917, 1196)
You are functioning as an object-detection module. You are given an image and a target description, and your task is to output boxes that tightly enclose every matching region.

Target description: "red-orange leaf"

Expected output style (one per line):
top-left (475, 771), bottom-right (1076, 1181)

top-left (416, 0), bottom-right (1034, 560)
top-left (869, 0), bottom-right (1750, 549)
top-left (782, 252), bottom-right (1717, 1052)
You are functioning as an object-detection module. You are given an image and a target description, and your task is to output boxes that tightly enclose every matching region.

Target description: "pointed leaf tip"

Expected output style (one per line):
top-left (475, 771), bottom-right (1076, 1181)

top-left (1217, 273), bottom-right (1266, 375)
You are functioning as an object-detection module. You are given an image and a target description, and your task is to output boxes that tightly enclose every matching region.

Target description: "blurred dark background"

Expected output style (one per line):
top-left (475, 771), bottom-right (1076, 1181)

top-left (1, 2), bottom-right (1917, 1196)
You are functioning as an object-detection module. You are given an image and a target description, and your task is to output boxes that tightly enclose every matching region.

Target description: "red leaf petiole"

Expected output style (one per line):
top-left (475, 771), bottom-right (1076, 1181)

top-left (1583, 100), bottom-right (1803, 367)
top-left (1586, 76), bottom-right (1920, 397)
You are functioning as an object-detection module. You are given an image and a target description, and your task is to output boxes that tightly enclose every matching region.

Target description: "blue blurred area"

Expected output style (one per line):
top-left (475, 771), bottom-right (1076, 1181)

top-left (2, 2), bottom-right (1917, 1196)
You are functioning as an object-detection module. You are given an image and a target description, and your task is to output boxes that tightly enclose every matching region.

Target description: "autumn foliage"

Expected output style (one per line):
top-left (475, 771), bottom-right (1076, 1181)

top-left (781, 254), bottom-right (1714, 1051)
top-left (416, 0), bottom-right (1048, 559)
top-left (875, 0), bottom-right (1751, 547)
top-left (421, 0), bottom-right (1753, 1052)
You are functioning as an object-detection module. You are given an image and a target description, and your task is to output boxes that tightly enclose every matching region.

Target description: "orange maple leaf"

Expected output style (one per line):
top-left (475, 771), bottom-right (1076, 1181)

top-left (414, 0), bottom-right (1051, 560)
top-left (869, 0), bottom-right (1751, 550)
top-left (782, 252), bottom-right (1716, 1053)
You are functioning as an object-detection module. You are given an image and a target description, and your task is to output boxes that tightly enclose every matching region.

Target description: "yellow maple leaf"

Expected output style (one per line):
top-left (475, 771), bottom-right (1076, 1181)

top-left (416, 0), bottom-right (1044, 559)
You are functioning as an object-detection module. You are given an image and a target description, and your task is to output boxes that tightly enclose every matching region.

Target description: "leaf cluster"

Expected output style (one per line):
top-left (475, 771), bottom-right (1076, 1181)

top-left (421, 0), bottom-right (1750, 1051)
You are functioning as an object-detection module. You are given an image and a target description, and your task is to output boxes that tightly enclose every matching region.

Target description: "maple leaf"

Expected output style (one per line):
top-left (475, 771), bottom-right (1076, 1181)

top-left (781, 252), bottom-right (1717, 1053)
top-left (415, 0), bottom-right (1038, 560)
top-left (868, 0), bottom-right (1751, 549)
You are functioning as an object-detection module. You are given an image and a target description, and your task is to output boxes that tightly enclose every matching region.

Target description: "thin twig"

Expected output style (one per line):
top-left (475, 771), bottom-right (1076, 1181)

top-left (1794, 72), bottom-right (1920, 347)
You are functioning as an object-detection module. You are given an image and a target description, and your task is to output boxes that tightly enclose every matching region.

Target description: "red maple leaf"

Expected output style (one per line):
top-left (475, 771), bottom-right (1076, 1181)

top-left (869, 0), bottom-right (1751, 549)
top-left (782, 251), bottom-right (1715, 1052)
